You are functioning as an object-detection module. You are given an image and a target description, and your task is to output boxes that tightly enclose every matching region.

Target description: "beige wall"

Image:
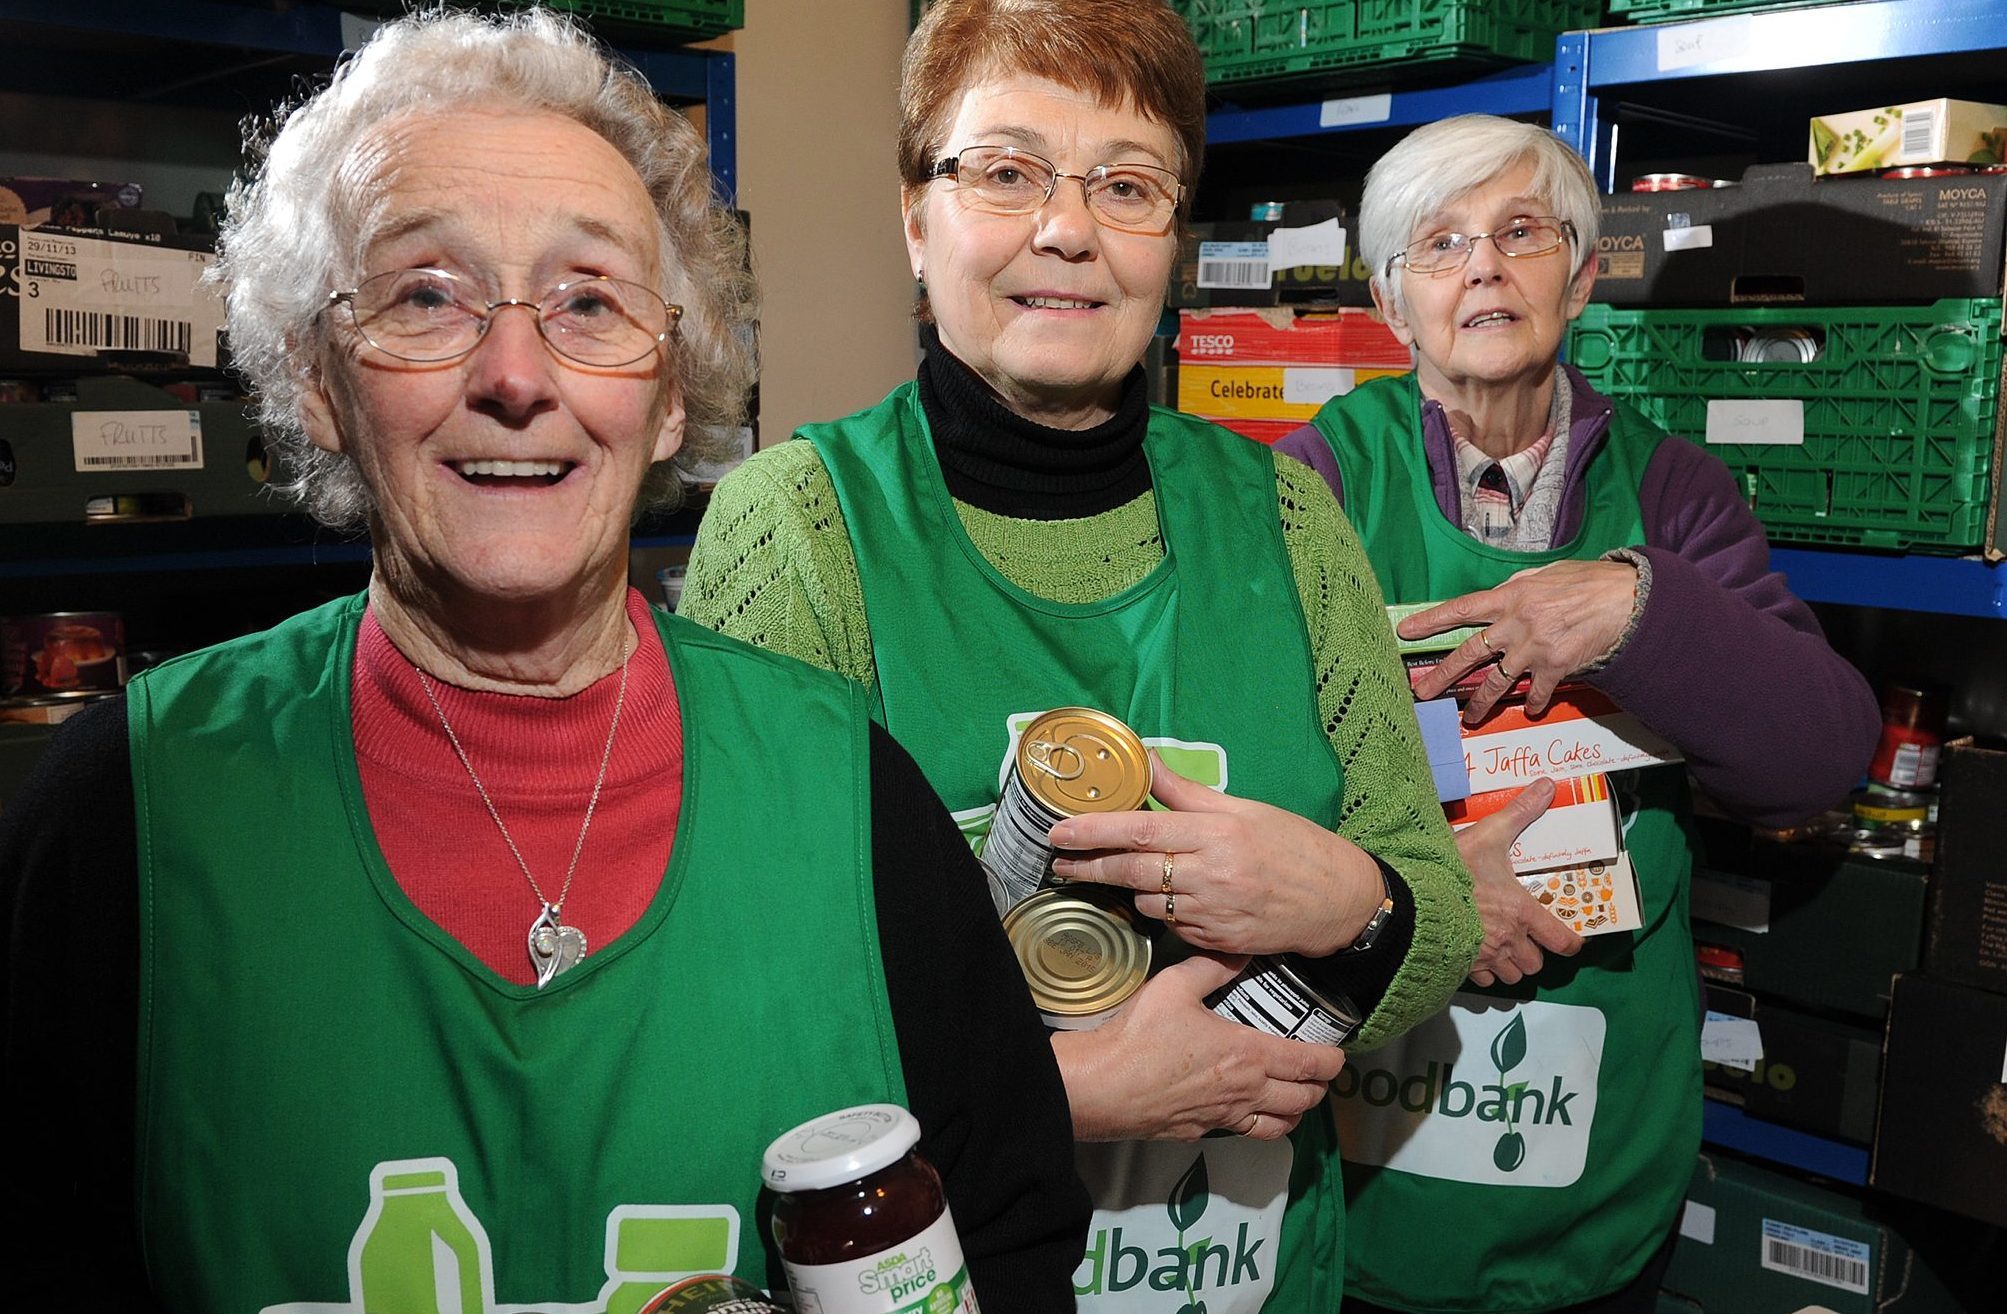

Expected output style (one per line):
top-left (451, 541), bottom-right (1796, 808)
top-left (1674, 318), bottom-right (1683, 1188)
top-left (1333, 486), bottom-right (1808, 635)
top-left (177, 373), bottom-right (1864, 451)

top-left (731, 1), bottom-right (917, 446)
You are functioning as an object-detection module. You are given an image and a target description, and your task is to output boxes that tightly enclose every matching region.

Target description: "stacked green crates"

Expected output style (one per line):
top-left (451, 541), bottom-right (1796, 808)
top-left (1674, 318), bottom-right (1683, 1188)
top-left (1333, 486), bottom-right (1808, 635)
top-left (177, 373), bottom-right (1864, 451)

top-left (1175, 0), bottom-right (1602, 93)
top-left (538, 0), bottom-right (742, 40)
top-left (1567, 300), bottom-right (2005, 553)
top-left (1610, 0), bottom-right (1850, 25)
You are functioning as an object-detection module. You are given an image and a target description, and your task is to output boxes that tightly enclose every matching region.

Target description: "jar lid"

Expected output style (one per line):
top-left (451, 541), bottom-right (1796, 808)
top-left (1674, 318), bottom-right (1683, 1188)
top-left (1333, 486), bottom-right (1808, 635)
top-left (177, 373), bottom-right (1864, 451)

top-left (762, 1103), bottom-right (920, 1193)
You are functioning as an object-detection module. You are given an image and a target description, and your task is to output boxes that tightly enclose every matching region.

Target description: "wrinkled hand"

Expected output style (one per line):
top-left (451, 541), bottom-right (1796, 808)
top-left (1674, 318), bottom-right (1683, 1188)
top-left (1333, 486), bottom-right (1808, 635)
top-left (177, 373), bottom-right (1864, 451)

top-left (1400, 558), bottom-right (1639, 724)
top-left (1452, 778), bottom-right (1583, 987)
top-left (1046, 753), bottom-right (1386, 958)
top-left (1054, 952), bottom-right (1345, 1142)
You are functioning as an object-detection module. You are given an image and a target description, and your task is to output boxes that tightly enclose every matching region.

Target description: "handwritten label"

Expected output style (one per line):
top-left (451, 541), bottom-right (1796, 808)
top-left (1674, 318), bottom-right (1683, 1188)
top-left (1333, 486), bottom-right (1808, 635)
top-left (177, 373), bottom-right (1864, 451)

top-left (1317, 93), bottom-right (1394, 128)
top-left (1681, 1201), bottom-right (1717, 1246)
top-left (1267, 219), bottom-right (1347, 272)
top-left (1701, 1011), bottom-right (1763, 1071)
top-left (19, 230), bottom-right (222, 368)
top-left (71, 410), bottom-right (204, 472)
top-left (1656, 15), bottom-right (1752, 72)
top-left (1281, 366), bottom-right (1355, 406)
top-left (1663, 224), bottom-right (1715, 251)
top-left (1706, 399), bottom-right (1805, 446)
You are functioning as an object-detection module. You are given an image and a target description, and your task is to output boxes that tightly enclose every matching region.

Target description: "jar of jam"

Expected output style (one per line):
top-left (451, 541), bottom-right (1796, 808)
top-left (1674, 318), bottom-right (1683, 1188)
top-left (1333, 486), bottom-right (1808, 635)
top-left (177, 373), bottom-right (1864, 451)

top-left (762, 1104), bottom-right (979, 1314)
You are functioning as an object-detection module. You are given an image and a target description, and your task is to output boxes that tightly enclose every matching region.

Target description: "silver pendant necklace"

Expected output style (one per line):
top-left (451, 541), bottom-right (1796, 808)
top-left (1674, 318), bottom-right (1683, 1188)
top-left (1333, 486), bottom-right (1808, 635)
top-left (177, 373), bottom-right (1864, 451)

top-left (414, 634), bottom-right (632, 988)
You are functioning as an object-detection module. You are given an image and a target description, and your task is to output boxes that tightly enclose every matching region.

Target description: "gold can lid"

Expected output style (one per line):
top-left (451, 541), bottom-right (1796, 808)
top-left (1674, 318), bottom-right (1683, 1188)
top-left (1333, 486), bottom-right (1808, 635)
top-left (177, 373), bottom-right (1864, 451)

top-left (1016, 707), bottom-right (1150, 817)
top-left (1002, 888), bottom-right (1150, 1022)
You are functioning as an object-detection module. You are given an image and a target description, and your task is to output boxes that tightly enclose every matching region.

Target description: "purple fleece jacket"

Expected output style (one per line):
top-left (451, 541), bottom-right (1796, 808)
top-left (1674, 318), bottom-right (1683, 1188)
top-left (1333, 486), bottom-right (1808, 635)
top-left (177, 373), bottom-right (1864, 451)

top-left (1275, 363), bottom-right (1880, 830)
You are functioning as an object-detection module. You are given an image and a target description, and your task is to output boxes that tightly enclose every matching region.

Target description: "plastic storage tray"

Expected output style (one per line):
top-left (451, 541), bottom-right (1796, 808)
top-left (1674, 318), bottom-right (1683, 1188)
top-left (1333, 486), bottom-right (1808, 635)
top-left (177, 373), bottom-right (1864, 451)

top-left (1567, 299), bottom-right (2004, 553)
top-left (540, 0), bottom-right (743, 38)
top-left (1175, 0), bottom-right (1601, 92)
top-left (1609, 0), bottom-right (1849, 25)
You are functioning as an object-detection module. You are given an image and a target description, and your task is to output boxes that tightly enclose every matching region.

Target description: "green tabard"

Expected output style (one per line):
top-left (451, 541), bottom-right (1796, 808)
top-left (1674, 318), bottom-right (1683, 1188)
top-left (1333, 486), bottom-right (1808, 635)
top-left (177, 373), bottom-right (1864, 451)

top-left (1309, 373), bottom-right (1701, 1313)
top-left (131, 595), bottom-right (904, 1314)
top-left (801, 382), bottom-right (1349, 1314)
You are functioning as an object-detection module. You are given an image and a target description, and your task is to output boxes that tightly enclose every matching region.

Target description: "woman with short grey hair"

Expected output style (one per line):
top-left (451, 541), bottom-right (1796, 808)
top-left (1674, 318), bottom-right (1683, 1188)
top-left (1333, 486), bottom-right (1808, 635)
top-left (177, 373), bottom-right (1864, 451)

top-left (1, 9), bottom-right (1089, 1308)
top-left (1278, 113), bottom-right (1877, 1314)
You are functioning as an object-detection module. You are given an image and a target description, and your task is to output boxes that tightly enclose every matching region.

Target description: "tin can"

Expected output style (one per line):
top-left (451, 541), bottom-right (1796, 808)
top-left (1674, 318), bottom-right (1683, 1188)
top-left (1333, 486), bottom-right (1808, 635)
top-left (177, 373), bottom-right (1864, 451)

top-left (1868, 678), bottom-right (1946, 789)
top-left (1207, 954), bottom-right (1361, 1047)
top-left (983, 707), bottom-right (1150, 913)
top-left (2, 611), bottom-right (125, 697)
top-left (1002, 886), bottom-right (1151, 1030)
top-left (637, 1274), bottom-right (785, 1314)
top-left (0, 691), bottom-right (116, 724)
top-left (1630, 173), bottom-right (1710, 192)
top-left (1851, 785), bottom-right (1930, 827)
top-left (1882, 166), bottom-right (1971, 179)
top-left (1737, 328), bottom-right (1822, 364)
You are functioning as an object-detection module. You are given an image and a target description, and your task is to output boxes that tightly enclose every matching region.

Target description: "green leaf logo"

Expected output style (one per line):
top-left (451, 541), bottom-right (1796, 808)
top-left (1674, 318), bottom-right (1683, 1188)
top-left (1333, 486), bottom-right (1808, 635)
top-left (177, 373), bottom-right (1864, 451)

top-left (1493, 1131), bottom-right (1527, 1172)
top-left (1167, 1154), bottom-right (1210, 1232)
top-left (1490, 1014), bottom-right (1528, 1074)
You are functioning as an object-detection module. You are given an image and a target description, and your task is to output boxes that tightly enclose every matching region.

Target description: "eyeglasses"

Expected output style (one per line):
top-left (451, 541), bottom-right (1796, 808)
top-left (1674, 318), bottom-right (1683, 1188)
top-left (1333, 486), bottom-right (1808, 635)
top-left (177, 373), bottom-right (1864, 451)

top-left (326, 268), bottom-right (682, 367)
top-left (1387, 218), bottom-right (1577, 277)
top-left (926, 146), bottom-right (1184, 233)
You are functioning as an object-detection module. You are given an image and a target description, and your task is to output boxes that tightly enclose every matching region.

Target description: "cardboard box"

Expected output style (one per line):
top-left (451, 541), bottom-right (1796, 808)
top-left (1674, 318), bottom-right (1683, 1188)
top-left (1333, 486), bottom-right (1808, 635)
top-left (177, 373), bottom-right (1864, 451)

top-left (1691, 824), bottom-right (1928, 1020)
top-left (1206, 416), bottom-right (1301, 445)
top-left (1459, 687), bottom-right (1683, 792)
top-left (0, 223), bottom-right (225, 374)
top-left (1700, 985), bottom-right (1883, 1145)
top-left (1448, 773), bottom-right (1623, 872)
top-left (1810, 98), bottom-right (2007, 176)
top-left (1518, 851), bottom-right (1643, 937)
top-left (1666, 1153), bottom-right (1965, 1314)
top-left (1175, 306), bottom-right (1408, 368)
top-left (0, 375), bottom-right (276, 525)
top-left (1174, 362), bottom-right (1404, 423)
top-left (1591, 164), bottom-right (2007, 307)
top-left (1170, 200), bottom-right (1373, 309)
top-left (1870, 972), bottom-right (2007, 1229)
top-left (1923, 738), bottom-right (2007, 994)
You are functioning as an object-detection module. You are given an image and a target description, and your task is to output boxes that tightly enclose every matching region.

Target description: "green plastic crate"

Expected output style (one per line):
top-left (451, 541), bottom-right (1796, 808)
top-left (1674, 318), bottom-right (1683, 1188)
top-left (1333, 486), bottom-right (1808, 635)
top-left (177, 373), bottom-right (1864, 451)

top-left (1567, 300), bottom-right (2005, 553)
top-left (1175, 0), bottom-right (1602, 92)
top-left (1610, 0), bottom-right (1848, 25)
top-left (540, 0), bottom-right (743, 39)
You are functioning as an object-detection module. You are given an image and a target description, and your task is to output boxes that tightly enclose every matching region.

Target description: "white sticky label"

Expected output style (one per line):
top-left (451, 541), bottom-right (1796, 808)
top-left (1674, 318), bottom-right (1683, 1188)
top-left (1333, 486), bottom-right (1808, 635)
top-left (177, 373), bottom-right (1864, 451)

top-left (18, 229), bottom-right (222, 368)
top-left (70, 410), bottom-right (203, 472)
top-left (782, 1208), bottom-right (977, 1314)
top-left (1318, 93), bottom-right (1393, 128)
top-left (1656, 15), bottom-right (1753, 71)
top-left (1281, 366), bottom-right (1355, 406)
top-left (1760, 1219), bottom-right (1872, 1295)
top-left (1197, 240), bottom-right (1273, 290)
top-left (1267, 218), bottom-right (1347, 272)
top-left (1690, 870), bottom-right (1772, 933)
top-left (1681, 1200), bottom-right (1717, 1246)
top-left (1663, 224), bottom-right (1715, 251)
top-left (1706, 399), bottom-right (1805, 446)
top-left (1701, 1011), bottom-right (1763, 1071)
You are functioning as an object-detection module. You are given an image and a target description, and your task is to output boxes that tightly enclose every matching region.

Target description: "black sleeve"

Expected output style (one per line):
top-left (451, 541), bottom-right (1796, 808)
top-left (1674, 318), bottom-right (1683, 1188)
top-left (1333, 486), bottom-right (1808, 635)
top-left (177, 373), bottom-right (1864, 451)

top-left (1282, 856), bottom-right (1416, 1028)
top-left (1, 695), bottom-right (155, 1306)
top-left (867, 722), bottom-right (1091, 1312)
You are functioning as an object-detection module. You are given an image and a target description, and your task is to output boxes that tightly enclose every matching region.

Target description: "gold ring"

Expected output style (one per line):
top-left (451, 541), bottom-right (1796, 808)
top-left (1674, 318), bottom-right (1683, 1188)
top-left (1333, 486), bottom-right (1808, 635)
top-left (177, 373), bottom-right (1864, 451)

top-left (1164, 891), bottom-right (1176, 925)
top-left (1161, 852), bottom-right (1176, 894)
top-left (1162, 853), bottom-right (1177, 924)
top-left (1240, 1112), bottom-right (1259, 1137)
top-left (1478, 628), bottom-right (1496, 654)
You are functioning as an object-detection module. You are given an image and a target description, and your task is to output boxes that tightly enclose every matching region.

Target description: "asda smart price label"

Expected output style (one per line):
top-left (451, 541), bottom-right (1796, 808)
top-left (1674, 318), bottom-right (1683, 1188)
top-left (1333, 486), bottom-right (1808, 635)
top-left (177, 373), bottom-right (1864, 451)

top-left (780, 1210), bottom-right (978, 1314)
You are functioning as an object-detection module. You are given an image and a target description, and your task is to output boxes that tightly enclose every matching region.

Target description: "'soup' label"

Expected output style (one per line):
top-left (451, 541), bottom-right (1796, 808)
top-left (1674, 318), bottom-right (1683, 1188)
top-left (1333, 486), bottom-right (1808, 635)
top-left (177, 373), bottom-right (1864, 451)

top-left (781, 1210), bottom-right (980, 1314)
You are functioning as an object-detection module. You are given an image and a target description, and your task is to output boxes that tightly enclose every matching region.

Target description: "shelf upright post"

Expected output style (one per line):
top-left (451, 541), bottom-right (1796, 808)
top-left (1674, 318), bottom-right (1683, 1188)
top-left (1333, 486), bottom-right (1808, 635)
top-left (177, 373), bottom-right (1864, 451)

top-left (1548, 30), bottom-right (1612, 188)
top-left (705, 49), bottom-right (736, 207)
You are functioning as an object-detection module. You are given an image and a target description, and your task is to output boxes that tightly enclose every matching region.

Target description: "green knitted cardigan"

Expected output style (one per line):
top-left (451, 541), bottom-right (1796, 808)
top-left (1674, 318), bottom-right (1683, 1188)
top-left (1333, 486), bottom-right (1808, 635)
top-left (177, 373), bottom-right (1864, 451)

top-left (679, 438), bottom-right (1479, 1049)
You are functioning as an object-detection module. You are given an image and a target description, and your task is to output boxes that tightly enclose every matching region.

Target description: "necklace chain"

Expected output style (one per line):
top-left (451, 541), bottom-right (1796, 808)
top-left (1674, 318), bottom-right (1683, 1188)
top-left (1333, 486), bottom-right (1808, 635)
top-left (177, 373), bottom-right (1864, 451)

top-left (414, 635), bottom-right (632, 921)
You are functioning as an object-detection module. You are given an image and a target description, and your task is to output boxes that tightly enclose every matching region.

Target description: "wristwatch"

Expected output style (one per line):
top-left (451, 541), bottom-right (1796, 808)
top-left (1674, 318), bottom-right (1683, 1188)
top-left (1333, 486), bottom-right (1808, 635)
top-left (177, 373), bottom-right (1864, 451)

top-left (1349, 864), bottom-right (1397, 952)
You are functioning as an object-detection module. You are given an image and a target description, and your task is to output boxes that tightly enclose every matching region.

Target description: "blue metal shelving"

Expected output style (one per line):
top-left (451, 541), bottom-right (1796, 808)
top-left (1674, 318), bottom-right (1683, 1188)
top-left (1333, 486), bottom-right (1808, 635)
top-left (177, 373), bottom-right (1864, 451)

top-left (1207, 62), bottom-right (1555, 145)
top-left (1771, 548), bottom-right (2006, 620)
top-left (1701, 1099), bottom-right (1870, 1186)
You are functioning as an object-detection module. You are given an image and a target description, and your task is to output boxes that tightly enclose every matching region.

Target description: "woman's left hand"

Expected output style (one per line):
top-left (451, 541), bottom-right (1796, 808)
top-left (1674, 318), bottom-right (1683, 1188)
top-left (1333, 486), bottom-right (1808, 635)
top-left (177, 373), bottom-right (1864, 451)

top-left (1047, 753), bottom-right (1386, 958)
top-left (1401, 558), bottom-right (1639, 724)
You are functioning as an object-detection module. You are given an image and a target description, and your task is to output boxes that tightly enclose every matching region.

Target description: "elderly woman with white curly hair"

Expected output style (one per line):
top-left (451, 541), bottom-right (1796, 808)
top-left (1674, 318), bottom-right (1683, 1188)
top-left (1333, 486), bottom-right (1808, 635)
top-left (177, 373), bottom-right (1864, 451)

top-left (1276, 113), bottom-right (1877, 1314)
top-left (0, 9), bottom-right (1088, 1311)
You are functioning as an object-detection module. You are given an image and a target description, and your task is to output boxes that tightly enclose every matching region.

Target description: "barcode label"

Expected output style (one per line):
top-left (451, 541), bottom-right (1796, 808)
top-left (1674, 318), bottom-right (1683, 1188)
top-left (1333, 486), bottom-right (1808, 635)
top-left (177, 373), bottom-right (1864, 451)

top-left (1901, 107), bottom-right (1937, 158)
top-left (1760, 1219), bottom-right (1871, 1295)
top-left (71, 410), bottom-right (204, 472)
top-left (1197, 241), bottom-right (1273, 290)
top-left (44, 308), bottom-right (192, 357)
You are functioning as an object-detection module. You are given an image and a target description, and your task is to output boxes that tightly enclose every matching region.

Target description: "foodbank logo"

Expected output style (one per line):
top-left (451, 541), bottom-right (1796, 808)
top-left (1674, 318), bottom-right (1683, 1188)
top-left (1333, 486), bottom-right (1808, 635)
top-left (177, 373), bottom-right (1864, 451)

top-left (1074, 1153), bottom-right (1269, 1308)
top-left (1488, 1014), bottom-right (1531, 1172)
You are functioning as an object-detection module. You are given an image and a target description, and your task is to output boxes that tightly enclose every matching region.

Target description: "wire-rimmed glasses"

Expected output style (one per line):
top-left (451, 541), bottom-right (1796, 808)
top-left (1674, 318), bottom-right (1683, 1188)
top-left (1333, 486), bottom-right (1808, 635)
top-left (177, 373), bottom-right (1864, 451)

top-left (926, 145), bottom-right (1184, 233)
top-left (326, 268), bottom-right (682, 367)
top-left (1386, 218), bottom-right (1578, 277)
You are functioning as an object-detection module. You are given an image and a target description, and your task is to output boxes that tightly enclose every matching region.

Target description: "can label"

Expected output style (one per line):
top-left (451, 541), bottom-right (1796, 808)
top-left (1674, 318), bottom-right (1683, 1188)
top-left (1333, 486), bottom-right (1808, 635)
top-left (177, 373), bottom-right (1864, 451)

top-left (638, 1274), bottom-right (785, 1314)
top-left (1208, 956), bottom-right (1361, 1047)
top-left (1871, 726), bottom-right (1940, 790)
top-left (2, 611), bottom-right (124, 696)
top-left (780, 1209), bottom-right (980, 1314)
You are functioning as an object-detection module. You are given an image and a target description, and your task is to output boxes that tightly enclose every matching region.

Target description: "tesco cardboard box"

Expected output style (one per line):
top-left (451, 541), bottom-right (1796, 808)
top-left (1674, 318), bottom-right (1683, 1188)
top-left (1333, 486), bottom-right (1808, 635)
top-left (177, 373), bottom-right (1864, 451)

top-left (1, 223), bottom-right (225, 375)
top-left (1174, 363), bottom-right (1405, 423)
top-left (1175, 306), bottom-right (1408, 368)
top-left (1592, 163), bottom-right (2007, 306)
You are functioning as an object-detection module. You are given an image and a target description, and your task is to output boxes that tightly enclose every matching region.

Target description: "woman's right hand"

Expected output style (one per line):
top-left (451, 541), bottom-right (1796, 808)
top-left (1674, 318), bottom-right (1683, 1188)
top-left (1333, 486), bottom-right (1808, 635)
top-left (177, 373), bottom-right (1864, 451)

top-left (1052, 952), bottom-right (1344, 1143)
top-left (1454, 778), bottom-right (1584, 986)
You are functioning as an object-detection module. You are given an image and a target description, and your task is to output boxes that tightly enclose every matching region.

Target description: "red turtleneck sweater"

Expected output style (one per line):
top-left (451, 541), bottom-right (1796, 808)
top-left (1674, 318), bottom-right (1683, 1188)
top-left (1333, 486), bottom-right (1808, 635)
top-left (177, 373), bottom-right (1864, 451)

top-left (351, 589), bottom-right (682, 984)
